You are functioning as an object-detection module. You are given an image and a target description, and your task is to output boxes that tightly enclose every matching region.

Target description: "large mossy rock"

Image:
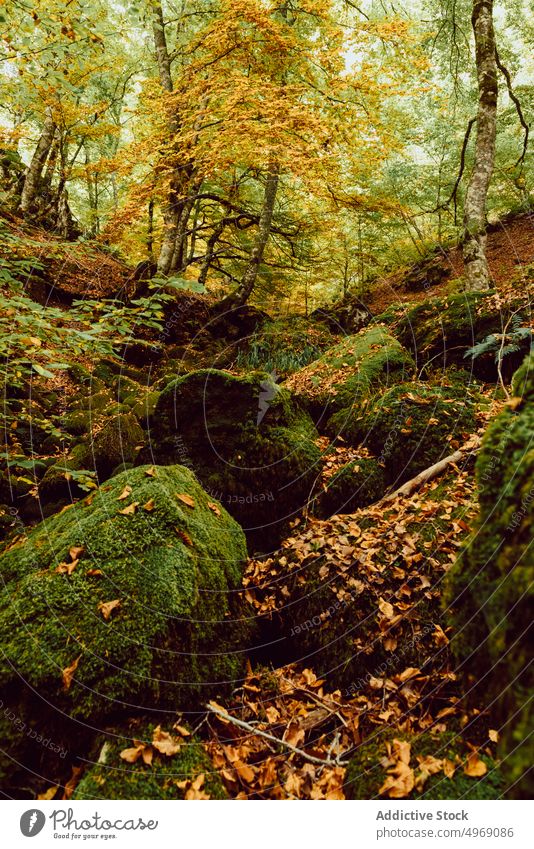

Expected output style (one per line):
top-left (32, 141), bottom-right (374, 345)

top-left (285, 326), bottom-right (415, 423)
top-left (142, 369), bottom-right (321, 547)
top-left (314, 457), bottom-right (386, 518)
top-left (40, 412), bottom-right (145, 512)
top-left (73, 721), bottom-right (227, 800)
top-left (344, 730), bottom-right (502, 800)
top-left (444, 354), bottom-right (534, 797)
top-left (392, 291), bottom-right (531, 380)
top-left (0, 465), bottom-right (252, 791)
top-left (328, 382), bottom-right (477, 486)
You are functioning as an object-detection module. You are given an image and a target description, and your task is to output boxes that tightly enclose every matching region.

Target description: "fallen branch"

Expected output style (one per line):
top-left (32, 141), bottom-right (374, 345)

top-left (207, 703), bottom-right (348, 767)
top-left (376, 437), bottom-right (481, 507)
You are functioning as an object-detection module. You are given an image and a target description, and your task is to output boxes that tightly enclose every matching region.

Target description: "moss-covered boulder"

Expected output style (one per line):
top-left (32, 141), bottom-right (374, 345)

top-left (444, 353), bottom-right (534, 797)
top-left (285, 326), bottom-right (415, 423)
top-left (328, 382), bottom-right (477, 486)
top-left (40, 413), bottom-right (145, 512)
top-left (393, 291), bottom-right (531, 380)
top-left (142, 369), bottom-right (321, 547)
top-left (0, 465), bottom-right (252, 791)
top-left (314, 457), bottom-right (386, 518)
top-left (73, 721), bottom-right (227, 800)
top-left (344, 730), bottom-right (502, 800)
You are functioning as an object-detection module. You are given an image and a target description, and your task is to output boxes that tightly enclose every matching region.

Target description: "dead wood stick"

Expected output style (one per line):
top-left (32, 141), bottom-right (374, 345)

top-left (207, 703), bottom-right (348, 767)
top-left (376, 437), bottom-right (481, 507)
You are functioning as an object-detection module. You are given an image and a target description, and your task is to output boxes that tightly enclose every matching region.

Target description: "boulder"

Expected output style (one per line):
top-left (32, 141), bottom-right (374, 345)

top-left (73, 721), bottom-right (227, 800)
top-left (0, 465), bottom-right (252, 791)
top-left (141, 369), bottom-right (321, 547)
top-left (393, 291), bottom-right (532, 380)
top-left (40, 412), bottom-right (145, 512)
top-left (314, 457), bottom-right (386, 518)
top-left (344, 730), bottom-right (502, 800)
top-left (311, 293), bottom-right (372, 334)
top-left (285, 326), bottom-right (415, 424)
top-left (444, 353), bottom-right (534, 797)
top-left (327, 382), bottom-right (477, 486)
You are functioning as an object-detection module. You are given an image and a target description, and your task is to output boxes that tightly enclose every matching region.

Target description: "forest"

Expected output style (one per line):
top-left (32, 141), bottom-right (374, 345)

top-left (0, 0), bottom-right (532, 805)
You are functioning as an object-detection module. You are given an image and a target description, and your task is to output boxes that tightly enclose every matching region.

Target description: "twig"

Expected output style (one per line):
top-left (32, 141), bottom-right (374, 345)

top-left (374, 437), bottom-right (481, 507)
top-left (207, 703), bottom-right (348, 767)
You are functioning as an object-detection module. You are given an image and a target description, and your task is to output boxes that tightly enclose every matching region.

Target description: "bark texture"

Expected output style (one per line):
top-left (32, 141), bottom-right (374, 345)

top-left (20, 109), bottom-right (56, 218)
top-left (462, 0), bottom-right (498, 292)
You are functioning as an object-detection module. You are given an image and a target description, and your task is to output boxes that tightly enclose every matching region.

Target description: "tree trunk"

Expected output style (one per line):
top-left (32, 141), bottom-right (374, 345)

top-left (220, 162), bottom-right (279, 308)
top-left (20, 109), bottom-right (56, 218)
top-left (462, 0), bottom-right (498, 292)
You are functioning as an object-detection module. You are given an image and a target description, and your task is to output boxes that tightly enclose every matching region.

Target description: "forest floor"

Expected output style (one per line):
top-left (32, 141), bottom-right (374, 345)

top-left (367, 211), bottom-right (534, 314)
top-left (0, 210), bottom-right (532, 801)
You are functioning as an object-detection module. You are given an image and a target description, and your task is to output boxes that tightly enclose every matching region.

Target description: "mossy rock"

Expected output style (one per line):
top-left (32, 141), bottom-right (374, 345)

top-left (128, 390), bottom-right (160, 424)
top-left (0, 465), bottom-right (252, 791)
top-left (393, 291), bottom-right (531, 380)
top-left (142, 369), bottom-right (321, 547)
top-left (73, 722), bottom-right (227, 800)
top-left (344, 730), bottom-right (502, 800)
top-left (40, 413), bottom-right (145, 512)
top-left (285, 326), bottom-right (415, 423)
top-left (328, 382), bottom-right (477, 486)
top-left (314, 457), bottom-right (386, 518)
top-left (76, 412), bottom-right (145, 479)
top-left (444, 353), bottom-right (534, 797)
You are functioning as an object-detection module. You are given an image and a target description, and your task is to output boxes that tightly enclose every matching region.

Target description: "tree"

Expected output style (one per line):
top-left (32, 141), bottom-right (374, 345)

top-left (462, 0), bottom-right (498, 292)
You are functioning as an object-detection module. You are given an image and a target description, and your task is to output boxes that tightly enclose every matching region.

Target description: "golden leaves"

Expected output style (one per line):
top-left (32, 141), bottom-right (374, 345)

top-left (119, 724), bottom-right (187, 767)
top-left (176, 493), bottom-right (195, 508)
top-left (464, 752), bottom-right (487, 778)
top-left (98, 599), bottom-right (121, 620)
top-left (62, 655), bottom-right (81, 691)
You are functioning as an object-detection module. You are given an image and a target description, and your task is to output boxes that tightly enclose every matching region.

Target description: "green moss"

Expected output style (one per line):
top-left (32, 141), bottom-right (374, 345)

top-left (74, 722), bottom-right (227, 800)
top-left (329, 382), bottom-right (477, 485)
top-left (393, 291), bottom-right (531, 379)
top-left (315, 457), bottom-right (386, 518)
top-left (285, 326), bottom-right (415, 419)
top-left (0, 465), bottom-right (252, 789)
top-left (345, 730), bottom-right (503, 800)
top-left (76, 412), bottom-right (145, 479)
top-left (444, 353), bottom-right (534, 797)
top-left (145, 369), bottom-right (321, 546)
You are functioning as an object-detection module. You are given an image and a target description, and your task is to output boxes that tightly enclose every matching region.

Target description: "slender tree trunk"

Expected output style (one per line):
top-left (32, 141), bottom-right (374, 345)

top-left (152, 2), bottom-right (186, 276)
top-left (462, 0), bottom-right (498, 292)
top-left (220, 162), bottom-right (280, 308)
top-left (198, 217), bottom-right (226, 289)
top-left (20, 109), bottom-right (56, 217)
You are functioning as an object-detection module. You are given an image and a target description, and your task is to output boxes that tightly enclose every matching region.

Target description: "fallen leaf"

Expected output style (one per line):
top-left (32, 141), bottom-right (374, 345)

top-left (56, 559), bottom-right (78, 575)
top-left (207, 502), bottom-right (221, 516)
top-left (176, 528), bottom-right (193, 546)
top-left (143, 498), bottom-right (155, 511)
top-left (117, 485), bottom-right (132, 501)
top-left (378, 597), bottom-right (394, 619)
top-left (488, 729), bottom-right (499, 743)
top-left (86, 568), bottom-right (103, 577)
top-left (145, 466), bottom-right (157, 477)
top-left (38, 786), bottom-right (58, 800)
top-left (98, 599), bottom-right (121, 620)
top-left (464, 752), bottom-right (487, 777)
top-left (69, 546), bottom-right (85, 560)
top-left (176, 493), bottom-right (195, 508)
top-left (152, 725), bottom-right (182, 757)
top-left (62, 655), bottom-right (81, 691)
top-left (119, 502), bottom-right (138, 515)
